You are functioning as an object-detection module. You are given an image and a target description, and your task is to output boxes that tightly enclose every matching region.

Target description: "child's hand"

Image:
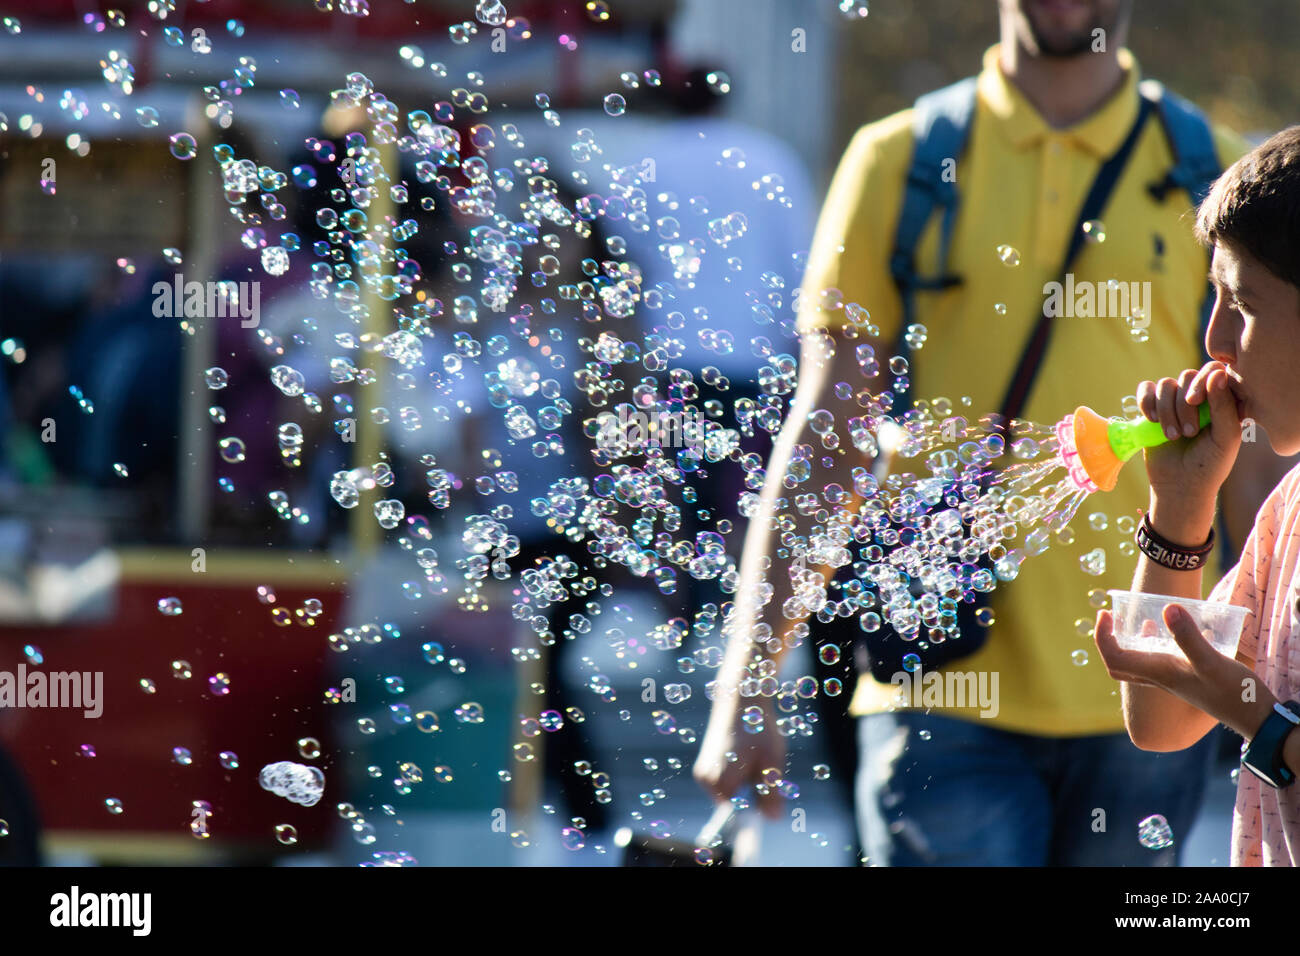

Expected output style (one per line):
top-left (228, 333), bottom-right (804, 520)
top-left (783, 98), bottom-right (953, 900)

top-left (1094, 603), bottom-right (1258, 737)
top-left (1136, 362), bottom-right (1242, 515)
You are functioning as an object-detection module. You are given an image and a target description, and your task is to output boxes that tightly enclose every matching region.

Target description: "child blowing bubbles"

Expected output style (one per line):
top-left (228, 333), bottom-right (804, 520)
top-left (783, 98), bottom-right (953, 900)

top-left (1093, 125), bottom-right (1300, 866)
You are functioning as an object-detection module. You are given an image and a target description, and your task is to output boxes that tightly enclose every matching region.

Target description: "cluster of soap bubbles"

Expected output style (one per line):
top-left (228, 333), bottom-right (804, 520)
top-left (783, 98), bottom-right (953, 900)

top-left (771, 391), bottom-right (1096, 650)
top-left (259, 761), bottom-right (326, 808)
top-left (5, 1), bottom-right (1155, 861)
top-left (196, 40), bottom-right (1120, 836)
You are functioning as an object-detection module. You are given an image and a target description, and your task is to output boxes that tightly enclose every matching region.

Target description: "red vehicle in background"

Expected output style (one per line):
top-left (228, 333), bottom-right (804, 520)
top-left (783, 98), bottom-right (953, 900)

top-left (0, 100), bottom-right (350, 862)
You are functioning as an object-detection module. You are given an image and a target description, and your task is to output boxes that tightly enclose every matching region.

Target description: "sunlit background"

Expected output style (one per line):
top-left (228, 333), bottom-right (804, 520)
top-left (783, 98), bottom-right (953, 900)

top-left (0, 0), bottom-right (1293, 866)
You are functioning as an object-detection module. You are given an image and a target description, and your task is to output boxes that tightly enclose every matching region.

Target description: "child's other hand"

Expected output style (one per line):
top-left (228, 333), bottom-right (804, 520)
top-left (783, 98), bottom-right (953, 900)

top-left (1136, 362), bottom-right (1242, 510)
top-left (1094, 604), bottom-right (1257, 737)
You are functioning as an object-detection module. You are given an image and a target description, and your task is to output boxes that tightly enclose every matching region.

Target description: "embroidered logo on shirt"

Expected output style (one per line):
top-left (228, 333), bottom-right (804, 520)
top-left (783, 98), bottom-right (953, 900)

top-left (1150, 233), bottom-right (1166, 273)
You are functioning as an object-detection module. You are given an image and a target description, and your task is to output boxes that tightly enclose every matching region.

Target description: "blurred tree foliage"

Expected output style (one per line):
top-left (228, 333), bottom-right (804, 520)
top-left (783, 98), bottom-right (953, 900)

top-left (834, 0), bottom-right (1299, 159)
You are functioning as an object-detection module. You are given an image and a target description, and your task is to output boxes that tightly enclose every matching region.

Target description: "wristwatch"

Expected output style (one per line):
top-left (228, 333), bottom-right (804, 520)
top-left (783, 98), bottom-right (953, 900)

top-left (1241, 700), bottom-right (1300, 788)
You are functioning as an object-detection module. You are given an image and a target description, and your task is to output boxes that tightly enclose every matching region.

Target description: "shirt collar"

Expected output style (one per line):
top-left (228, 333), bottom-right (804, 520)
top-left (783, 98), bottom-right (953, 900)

top-left (976, 43), bottom-right (1142, 158)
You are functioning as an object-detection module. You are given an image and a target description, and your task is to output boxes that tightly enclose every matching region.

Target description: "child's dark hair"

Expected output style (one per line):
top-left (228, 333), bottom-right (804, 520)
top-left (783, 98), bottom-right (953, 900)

top-left (1195, 125), bottom-right (1300, 291)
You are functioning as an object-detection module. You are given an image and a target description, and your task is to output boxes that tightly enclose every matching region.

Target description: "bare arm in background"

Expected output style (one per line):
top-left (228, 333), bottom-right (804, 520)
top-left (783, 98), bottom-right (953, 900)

top-left (693, 327), bottom-right (874, 816)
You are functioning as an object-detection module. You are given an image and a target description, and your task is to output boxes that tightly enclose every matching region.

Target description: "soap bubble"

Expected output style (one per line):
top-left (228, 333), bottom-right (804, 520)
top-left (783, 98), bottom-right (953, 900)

top-left (168, 132), bottom-right (197, 160)
top-left (455, 702), bottom-right (485, 724)
top-left (1138, 814), bottom-right (1173, 850)
top-left (270, 365), bottom-right (305, 396)
top-left (475, 0), bottom-right (508, 26)
top-left (218, 437), bottom-right (246, 463)
top-left (996, 244), bottom-right (1021, 267)
top-left (1079, 548), bottom-right (1106, 576)
top-left (259, 761), bottom-right (325, 807)
top-left (261, 246), bottom-right (290, 276)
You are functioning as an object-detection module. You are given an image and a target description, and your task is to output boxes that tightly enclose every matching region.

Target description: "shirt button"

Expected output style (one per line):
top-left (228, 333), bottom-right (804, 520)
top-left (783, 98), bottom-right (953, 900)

top-left (1045, 189), bottom-right (1058, 203)
top-left (1049, 141), bottom-right (1064, 155)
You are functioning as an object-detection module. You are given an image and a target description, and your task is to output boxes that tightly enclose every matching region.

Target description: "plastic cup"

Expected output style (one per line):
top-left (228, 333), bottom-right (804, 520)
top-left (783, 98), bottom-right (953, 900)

top-left (1106, 590), bottom-right (1247, 661)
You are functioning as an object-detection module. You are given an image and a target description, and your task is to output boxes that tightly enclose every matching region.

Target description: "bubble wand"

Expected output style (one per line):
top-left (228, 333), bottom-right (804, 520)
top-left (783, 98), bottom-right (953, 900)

top-left (1055, 402), bottom-right (1212, 493)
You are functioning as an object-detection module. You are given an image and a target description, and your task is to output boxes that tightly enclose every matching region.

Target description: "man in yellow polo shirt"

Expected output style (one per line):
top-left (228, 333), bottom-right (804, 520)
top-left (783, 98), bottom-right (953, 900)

top-left (695, 0), bottom-right (1293, 864)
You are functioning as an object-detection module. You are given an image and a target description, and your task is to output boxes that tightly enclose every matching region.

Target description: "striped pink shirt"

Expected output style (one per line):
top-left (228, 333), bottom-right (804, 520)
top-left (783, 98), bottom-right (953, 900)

top-left (1207, 463), bottom-right (1300, 866)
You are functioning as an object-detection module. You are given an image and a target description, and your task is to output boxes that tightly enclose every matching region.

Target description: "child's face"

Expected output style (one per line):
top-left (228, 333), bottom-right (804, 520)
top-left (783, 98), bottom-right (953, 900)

top-left (1205, 241), bottom-right (1300, 455)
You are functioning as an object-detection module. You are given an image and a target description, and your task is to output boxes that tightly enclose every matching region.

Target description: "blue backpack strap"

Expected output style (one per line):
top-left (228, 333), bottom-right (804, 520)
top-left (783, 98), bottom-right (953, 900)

top-left (1142, 79), bottom-right (1222, 207)
top-left (887, 76), bottom-right (978, 412)
top-left (1142, 78), bottom-right (1223, 346)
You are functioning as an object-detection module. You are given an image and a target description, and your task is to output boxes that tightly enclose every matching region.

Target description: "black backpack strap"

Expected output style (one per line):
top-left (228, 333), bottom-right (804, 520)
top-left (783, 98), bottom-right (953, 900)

top-left (887, 76), bottom-right (979, 412)
top-left (996, 91), bottom-right (1156, 425)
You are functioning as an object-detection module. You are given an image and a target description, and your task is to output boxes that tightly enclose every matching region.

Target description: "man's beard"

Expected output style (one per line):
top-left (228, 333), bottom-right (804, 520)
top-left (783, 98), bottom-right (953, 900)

top-left (1026, 4), bottom-right (1121, 58)
top-left (1030, 25), bottom-right (1097, 58)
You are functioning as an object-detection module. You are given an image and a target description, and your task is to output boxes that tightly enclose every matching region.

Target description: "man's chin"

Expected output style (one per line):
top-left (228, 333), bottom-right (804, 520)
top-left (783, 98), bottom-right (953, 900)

top-left (1031, 33), bottom-right (1098, 58)
top-left (1023, 0), bottom-right (1109, 57)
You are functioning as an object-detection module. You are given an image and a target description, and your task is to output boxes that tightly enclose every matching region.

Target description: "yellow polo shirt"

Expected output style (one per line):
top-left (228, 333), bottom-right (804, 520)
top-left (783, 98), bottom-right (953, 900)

top-left (797, 46), bottom-right (1248, 735)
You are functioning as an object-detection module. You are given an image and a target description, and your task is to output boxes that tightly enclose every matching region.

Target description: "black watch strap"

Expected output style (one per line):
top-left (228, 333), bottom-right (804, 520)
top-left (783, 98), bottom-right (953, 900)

top-left (1242, 700), bottom-right (1300, 788)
